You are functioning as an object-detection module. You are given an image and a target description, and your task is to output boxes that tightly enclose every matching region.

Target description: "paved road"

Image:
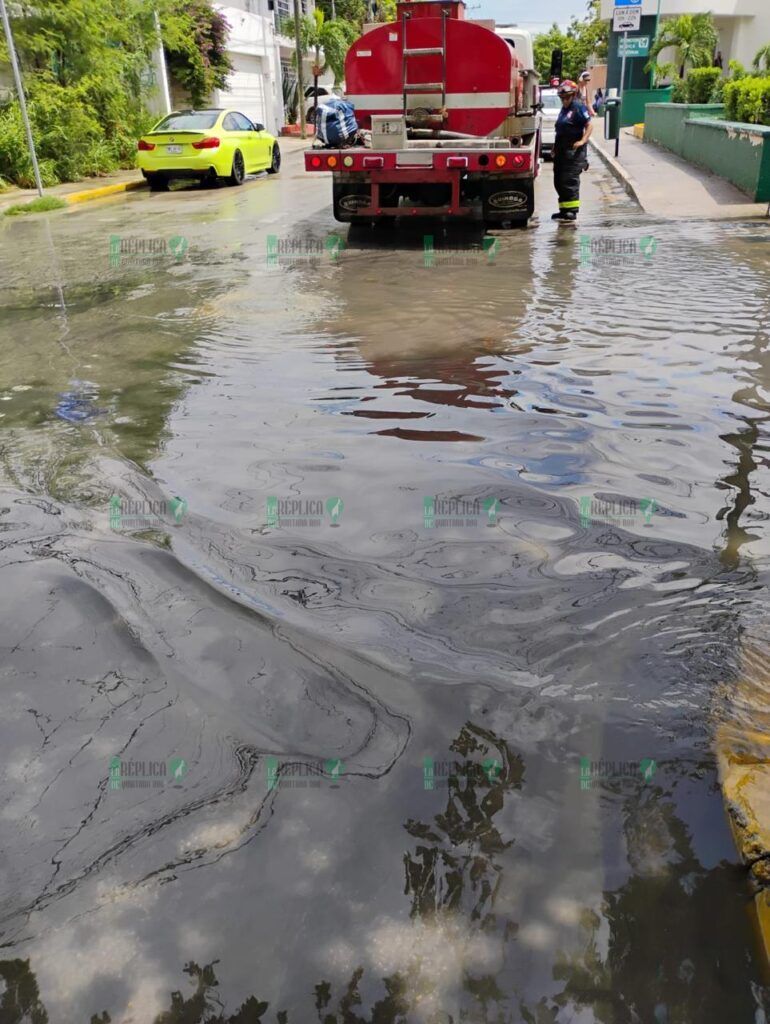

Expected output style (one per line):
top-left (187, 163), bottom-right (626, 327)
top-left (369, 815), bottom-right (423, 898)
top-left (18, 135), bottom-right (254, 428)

top-left (0, 151), bottom-right (769, 1023)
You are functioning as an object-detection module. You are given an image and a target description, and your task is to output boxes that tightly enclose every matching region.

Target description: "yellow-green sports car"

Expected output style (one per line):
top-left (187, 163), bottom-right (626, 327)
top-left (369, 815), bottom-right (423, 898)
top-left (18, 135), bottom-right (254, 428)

top-left (137, 108), bottom-right (280, 190)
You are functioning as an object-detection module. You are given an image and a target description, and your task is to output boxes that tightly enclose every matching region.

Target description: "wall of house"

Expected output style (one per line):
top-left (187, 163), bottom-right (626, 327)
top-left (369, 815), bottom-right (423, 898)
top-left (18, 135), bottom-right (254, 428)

top-left (215, 1), bottom-right (284, 132)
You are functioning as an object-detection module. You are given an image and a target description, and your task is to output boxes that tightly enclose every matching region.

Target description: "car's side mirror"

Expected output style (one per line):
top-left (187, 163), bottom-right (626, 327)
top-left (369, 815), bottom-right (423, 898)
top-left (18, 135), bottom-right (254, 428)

top-left (253, 123), bottom-right (265, 132)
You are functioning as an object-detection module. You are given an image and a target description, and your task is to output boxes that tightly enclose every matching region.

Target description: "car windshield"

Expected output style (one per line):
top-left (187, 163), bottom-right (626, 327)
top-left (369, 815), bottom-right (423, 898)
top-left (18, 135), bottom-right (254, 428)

top-left (152, 112), bottom-right (220, 131)
top-left (541, 93), bottom-right (561, 109)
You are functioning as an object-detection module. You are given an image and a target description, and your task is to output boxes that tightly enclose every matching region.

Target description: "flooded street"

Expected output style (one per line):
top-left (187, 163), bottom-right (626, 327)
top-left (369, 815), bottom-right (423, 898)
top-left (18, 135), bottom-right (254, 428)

top-left (1, 151), bottom-right (770, 1022)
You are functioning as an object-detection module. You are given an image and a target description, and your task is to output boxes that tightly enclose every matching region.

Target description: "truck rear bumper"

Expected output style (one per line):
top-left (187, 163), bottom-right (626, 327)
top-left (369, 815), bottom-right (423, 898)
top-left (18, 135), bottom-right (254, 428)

top-left (308, 146), bottom-right (537, 219)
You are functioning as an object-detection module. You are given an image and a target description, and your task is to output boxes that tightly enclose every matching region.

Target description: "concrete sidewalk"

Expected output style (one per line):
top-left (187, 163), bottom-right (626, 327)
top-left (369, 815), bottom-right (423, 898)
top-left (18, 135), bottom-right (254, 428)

top-left (0, 137), bottom-right (311, 213)
top-left (591, 127), bottom-right (769, 221)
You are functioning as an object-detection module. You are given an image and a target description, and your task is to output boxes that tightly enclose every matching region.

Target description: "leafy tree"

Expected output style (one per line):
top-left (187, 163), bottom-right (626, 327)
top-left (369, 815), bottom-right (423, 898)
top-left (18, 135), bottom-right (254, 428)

top-left (0, 0), bottom-right (157, 184)
top-left (0, 0), bottom-right (234, 185)
top-left (315, 0), bottom-right (367, 32)
top-left (646, 13), bottom-right (718, 81)
top-left (282, 8), bottom-right (358, 86)
top-left (532, 1), bottom-right (607, 82)
top-left (160, 0), bottom-right (234, 108)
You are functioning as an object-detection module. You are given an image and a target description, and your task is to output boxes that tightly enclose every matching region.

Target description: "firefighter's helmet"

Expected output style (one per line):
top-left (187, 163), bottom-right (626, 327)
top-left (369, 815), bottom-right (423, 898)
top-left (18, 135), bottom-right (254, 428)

top-left (557, 79), bottom-right (579, 96)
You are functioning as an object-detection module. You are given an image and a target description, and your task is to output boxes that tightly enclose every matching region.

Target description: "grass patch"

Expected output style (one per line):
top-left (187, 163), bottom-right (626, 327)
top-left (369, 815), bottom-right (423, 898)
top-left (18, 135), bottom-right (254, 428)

top-left (4, 195), bottom-right (67, 216)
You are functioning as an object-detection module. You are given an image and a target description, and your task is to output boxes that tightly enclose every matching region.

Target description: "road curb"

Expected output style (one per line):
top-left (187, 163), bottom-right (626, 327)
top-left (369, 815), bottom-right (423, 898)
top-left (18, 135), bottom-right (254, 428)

top-left (589, 136), bottom-right (644, 209)
top-left (716, 638), bottom-right (770, 969)
top-left (65, 179), bottom-right (147, 205)
top-left (2, 145), bottom-right (309, 213)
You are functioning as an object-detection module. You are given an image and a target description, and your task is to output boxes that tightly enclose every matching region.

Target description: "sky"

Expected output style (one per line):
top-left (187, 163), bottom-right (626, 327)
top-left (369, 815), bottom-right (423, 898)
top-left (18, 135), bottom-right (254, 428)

top-left (474, 0), bottom-right (584, 37)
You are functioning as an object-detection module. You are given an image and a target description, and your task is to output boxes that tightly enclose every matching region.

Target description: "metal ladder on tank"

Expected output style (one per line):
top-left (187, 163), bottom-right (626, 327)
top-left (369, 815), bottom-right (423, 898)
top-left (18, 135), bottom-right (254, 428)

top-left (401, 8), bottom-right (448, 120)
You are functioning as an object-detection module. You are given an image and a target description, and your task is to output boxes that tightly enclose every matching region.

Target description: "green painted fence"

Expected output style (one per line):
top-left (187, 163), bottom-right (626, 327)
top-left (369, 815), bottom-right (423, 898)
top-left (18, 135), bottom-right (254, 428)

top-left (618, 87), bottom-right (672, 127)
top-left (644, 103), bottom-right (770, 202)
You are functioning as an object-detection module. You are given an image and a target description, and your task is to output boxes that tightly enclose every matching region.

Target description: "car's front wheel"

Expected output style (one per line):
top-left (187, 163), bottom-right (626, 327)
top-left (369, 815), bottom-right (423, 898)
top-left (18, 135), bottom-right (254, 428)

top-left (228, 150), bottom-right (245, 186)
top-left (267, 144), bottom-right (281, 175)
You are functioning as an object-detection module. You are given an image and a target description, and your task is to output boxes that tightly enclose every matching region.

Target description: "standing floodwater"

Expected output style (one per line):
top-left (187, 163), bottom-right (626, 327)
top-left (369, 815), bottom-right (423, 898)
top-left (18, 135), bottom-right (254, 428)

top-left (0, 161), bottom-right (768, 1022)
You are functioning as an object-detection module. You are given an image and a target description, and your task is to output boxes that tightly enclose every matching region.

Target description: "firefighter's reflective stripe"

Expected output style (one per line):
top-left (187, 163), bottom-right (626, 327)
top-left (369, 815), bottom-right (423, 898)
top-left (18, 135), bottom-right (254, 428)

top-left (553, 146), bottom-right (587, 214)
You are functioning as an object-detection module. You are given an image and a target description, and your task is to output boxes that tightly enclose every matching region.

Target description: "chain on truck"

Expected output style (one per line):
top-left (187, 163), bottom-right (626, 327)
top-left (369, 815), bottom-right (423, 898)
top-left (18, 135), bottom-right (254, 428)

top-left (305, 0), bottom-right (543, 226)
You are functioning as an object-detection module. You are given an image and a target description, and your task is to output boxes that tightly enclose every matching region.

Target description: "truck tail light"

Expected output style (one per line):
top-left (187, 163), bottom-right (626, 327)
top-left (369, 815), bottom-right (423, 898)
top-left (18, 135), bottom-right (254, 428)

top-left (327, 155), bottom-right (338, 168)
top-left (192, 137), bottom-right (221, 150)
top-left (310, 155), bottom-right (322, 168)
top-left (512, 153), bottom-right (529, 169)
top-left (137, 139), bottom-right (155, 151)
top-left (343, 156), bottom-right (354, 167)
top-left (494, 155), bottom-right (507, 167)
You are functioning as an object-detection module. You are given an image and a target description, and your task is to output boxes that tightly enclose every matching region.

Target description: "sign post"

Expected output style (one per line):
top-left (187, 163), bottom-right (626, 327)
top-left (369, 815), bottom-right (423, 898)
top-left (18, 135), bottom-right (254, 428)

top-left (611, 0), bottom-right (642, 156)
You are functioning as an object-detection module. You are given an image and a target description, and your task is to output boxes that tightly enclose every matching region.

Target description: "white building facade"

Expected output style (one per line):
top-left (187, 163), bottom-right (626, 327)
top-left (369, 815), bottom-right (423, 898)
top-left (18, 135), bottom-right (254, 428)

top-left (599, 0), bottom-right (770, 72)
top-left (151, 0), bottom-right (321, 133)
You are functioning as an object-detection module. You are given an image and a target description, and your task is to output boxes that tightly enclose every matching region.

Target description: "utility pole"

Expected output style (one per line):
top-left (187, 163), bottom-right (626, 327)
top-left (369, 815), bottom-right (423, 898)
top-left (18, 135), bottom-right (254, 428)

top-left (292, 0), bottom-right (306, 138)
top-left (153, 9), bottom-right (172, 115)
top-left (0, 0), bottom-right (43, 196)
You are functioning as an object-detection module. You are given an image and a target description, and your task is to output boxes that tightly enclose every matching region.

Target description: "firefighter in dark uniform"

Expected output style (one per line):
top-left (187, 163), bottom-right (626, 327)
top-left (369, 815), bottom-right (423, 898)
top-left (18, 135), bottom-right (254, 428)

top-left (552, 79), bottom-right (593, 221)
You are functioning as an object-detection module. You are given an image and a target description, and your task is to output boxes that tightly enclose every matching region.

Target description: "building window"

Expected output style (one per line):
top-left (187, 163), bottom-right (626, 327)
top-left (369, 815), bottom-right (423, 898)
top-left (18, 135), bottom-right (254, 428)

top-left (274, 0), bottom-right (308, 29)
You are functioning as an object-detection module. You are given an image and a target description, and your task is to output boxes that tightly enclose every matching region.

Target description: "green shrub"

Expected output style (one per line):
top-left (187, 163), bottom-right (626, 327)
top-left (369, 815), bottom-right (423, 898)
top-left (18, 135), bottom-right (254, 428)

top-left (0, 77), bottom-right (153, 186)
top-left (671, 78), bottom-right (688, 103)
top-left (723, 76), bottom-right (770, 125)
top-left (0, 103), bottom-right (58, 187)
top-left (685, 66), bottom-right (721, 103)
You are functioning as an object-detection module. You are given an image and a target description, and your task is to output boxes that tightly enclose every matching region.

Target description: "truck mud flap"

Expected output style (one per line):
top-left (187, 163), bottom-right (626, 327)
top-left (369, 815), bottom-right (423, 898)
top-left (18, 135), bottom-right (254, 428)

top-left (333, 183), bottom-right (372, 222)
top-left (482, 179), bottom-right (534, 223)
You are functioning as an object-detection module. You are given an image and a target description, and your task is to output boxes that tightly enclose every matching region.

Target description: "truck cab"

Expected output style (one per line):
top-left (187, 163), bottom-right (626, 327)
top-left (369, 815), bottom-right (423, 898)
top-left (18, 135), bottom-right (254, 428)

top-left (494, 26), bottom-right (540, 115)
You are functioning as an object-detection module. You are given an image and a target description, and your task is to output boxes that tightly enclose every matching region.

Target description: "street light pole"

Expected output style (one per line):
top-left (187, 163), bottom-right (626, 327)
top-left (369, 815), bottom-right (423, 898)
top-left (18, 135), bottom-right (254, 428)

top-left (0, 0), bottom-right (43, 196)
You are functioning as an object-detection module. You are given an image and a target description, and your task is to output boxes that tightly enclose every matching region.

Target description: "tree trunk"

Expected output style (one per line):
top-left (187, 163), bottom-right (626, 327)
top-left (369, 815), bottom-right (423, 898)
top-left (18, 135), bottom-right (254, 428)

top-left (293, 0), bottom-right (306, 139)
top-left (313, 45), bottom-right (320, 132)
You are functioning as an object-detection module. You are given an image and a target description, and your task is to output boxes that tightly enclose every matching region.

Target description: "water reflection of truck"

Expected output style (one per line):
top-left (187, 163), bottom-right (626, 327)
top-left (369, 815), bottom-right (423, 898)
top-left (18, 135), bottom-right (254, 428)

top-left (305, 0), bottom-right (541, 226)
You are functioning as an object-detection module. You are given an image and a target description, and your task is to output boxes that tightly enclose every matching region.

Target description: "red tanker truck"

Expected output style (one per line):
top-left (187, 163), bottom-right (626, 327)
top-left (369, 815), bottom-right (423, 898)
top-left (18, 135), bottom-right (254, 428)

top-left (304, 0), bottom-right (542, 226)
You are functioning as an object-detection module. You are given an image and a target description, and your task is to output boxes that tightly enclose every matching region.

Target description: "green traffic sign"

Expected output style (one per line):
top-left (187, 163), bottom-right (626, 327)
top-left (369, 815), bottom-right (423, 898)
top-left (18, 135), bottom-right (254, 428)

top-left (618, 36), bottom-right (650, 57)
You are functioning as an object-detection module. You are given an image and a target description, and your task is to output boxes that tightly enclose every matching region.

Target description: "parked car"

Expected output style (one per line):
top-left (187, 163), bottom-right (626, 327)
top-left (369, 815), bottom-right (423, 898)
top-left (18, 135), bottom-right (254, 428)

top-left (539, 88), bottom-right (560, 160)
top-left (136, 109), bottom-right (280, 190)
top-left (305, 86), bottom-right (345, 127)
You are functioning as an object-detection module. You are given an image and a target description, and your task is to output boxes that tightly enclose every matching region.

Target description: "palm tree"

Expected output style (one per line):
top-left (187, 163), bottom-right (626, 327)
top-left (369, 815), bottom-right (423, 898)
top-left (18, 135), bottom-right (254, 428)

top-left (284, 9), bottom-right (357, 88)
top-left (754, 42), bottom-right (770, 72)
top-left (646, 13), bottom-right (719, 81)
top-left (283, 8), bottom-right (358, 128)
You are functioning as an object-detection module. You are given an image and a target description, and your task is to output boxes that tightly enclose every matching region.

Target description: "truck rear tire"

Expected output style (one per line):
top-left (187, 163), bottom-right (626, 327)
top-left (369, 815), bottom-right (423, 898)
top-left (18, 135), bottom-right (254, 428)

top-left (482, 179), bottom-right (534, 225)
top-left (333, 183), bottom-right (372, 222)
